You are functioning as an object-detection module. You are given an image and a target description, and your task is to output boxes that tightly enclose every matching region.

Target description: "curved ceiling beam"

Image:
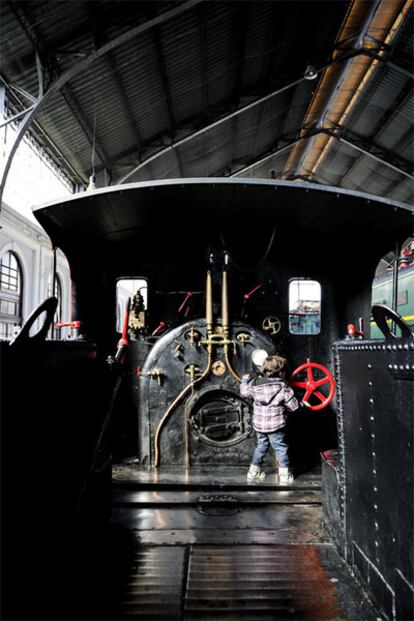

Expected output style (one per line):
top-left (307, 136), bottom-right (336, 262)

top-left (116, 51), bottom-right (369, 184)
top-left (116, 76), bottom-right (314, 183)
top-left (0, 0), bottom-right (202, 214)
top-left (0, 74), bottom-right (87, 187)
top-left (8, 0), bottom-right (113, 183)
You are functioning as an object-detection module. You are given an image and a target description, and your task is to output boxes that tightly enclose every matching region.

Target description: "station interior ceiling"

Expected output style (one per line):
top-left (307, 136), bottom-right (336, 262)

top-left (0, 0), bottom-right (413, 205)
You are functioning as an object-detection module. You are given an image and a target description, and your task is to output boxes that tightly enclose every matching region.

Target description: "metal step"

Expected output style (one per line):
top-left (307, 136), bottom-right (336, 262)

top-left (112, 464), bottom-right (322, 492)
top-left (111, 541), bottom-right (380, 621)
top-left (112, 488), bottom-right (322, 507)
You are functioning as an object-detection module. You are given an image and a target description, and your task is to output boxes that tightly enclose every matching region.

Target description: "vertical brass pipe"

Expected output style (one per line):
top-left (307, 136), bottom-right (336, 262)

top-left (206, 270), bottom-right (213, 336)
top-left (222, 270), bottom-right (229, 337)
top-left (154, 346), bottom-right (212, 467)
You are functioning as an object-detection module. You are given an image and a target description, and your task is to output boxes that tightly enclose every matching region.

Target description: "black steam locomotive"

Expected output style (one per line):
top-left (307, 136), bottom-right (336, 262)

top-left (2, 179), bottom-right (413, 620)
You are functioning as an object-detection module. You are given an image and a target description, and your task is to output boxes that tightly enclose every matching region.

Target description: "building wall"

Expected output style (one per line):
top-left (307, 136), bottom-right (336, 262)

top-left (0, 201), bottom-right (71, 339)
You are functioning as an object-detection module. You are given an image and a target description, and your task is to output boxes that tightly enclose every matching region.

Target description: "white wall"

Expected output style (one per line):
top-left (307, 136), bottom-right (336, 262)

top-left (0, 201), bottom-right (71, 339)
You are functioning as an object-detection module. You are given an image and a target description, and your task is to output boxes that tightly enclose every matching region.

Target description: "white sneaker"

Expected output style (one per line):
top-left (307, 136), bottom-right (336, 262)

top-left (279, 467), bottom-right (294, 483)
top-left (247, 464), bottom-right (266, 481)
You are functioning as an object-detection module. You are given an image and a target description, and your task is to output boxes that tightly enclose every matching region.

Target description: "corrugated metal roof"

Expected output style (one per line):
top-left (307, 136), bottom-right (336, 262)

top-left (0, 0), bottom-right (412, 203)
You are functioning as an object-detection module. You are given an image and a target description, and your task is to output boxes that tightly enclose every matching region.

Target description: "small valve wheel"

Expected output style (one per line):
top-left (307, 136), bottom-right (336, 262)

top-left (290, 359), bottom-right (335, 411)
top-left (262, 315), bottom-right (281, 335)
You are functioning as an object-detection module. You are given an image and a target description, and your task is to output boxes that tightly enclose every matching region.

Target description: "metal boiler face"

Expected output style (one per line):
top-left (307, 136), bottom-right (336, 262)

top-left (139, 318), bottom-right (275, 467)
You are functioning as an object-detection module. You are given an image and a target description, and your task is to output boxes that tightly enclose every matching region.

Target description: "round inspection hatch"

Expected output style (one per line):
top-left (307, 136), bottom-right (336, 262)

top-left (189, 390), bottom-right (251, 447)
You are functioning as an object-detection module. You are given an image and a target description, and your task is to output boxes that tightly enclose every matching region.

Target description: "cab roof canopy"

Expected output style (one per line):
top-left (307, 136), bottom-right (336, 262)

top-left (0, 0), bottom-right (413, 205)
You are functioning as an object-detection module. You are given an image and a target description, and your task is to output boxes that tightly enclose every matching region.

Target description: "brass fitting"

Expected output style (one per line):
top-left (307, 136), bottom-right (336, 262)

top-left (184, 364), bottom-right (201, 381)
top-left (147, 368), bottom-right (163, 385)
top-left (184, 327), bottom-right (201, 346)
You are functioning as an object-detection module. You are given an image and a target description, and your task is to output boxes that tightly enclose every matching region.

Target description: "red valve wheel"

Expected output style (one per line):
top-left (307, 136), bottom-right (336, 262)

top-left (290, 359), bottom-right (335, 411)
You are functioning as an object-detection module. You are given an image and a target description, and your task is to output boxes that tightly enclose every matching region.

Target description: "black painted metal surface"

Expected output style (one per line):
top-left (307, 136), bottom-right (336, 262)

top-left (1, 340), bottom-right (114, 620)
top-left (139, 319), bottom-right (275, 467)
top-left (321, 450), bottom-right (344, 555)
top-left (333, 337), bottom-right (414, 621)
top-left (33, 180), bottom-right (413, 251)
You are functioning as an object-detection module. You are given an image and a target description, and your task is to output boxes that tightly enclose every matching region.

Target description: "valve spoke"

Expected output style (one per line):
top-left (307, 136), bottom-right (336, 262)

top-left (290, 380), bottom-right (308, 389)
top-left (315, 376), bottom-right (329, 387)
top-left (314, 390), bottom-right (326, 403)
top-left (306, 366), bottom-right (314, 383)
top-left (304, 389), bottom-right (313, 402)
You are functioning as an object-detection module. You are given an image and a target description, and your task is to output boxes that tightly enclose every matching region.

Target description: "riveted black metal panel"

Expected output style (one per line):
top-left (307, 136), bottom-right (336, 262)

top-left (333, 337), bottom-right (414, 621)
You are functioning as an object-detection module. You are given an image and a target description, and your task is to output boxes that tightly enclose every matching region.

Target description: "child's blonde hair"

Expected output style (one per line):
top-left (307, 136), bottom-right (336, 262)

top-left (261, 355), bottom-right (287, 378)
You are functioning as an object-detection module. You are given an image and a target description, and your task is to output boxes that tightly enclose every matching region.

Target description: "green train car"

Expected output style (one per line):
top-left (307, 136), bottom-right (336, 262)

top-left (371, 262), bottom-right (414, 338)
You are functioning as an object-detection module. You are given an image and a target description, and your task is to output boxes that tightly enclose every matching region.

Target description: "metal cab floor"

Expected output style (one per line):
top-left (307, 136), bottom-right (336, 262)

top-left (105, 464), bottom-right (381, 621)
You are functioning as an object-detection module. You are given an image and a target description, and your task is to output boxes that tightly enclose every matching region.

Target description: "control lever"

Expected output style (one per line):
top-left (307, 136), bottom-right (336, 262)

top-left (114, 297), bottom-right (131, 364)
top-left (178, 291), bottom-right (193, 314)
top-left (151, 321), bottom-right (167, 336)
top-left (241, 284), bottom-right (262, 318)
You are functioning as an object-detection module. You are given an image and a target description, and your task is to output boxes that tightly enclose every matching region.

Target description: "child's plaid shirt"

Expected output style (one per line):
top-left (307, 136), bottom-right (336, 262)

top-left (240, 377), bottom-right (299, 432)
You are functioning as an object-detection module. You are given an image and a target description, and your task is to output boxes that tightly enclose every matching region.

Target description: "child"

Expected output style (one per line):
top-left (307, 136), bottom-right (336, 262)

top-left (240, 355), bottom-right (299, 483)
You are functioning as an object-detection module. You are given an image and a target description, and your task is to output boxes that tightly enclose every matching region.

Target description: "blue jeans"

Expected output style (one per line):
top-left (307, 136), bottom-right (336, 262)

top-left (251, 429), bottom-right (289, 467)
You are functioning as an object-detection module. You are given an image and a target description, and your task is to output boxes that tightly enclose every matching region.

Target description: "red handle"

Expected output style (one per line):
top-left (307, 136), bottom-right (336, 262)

top-left (178, 291), bottom-right (193, 313)
top-left (244, 284), bottom-right (262, 300)
top-left (290, 359), bottom-right (335, 411)
top-left (55, 320), bottom-right (81, 329)
top-left (151, 321), bottom-right (166, 336)
top-left (115, 298), bottom-right (131, 363)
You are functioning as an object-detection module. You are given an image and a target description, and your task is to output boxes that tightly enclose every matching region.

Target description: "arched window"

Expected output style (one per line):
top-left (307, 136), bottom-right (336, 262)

top-left (0, 251), bottom-right (23, 340)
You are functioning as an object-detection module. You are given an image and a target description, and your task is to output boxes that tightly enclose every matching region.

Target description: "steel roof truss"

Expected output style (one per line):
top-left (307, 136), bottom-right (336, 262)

top-left (153, 27), bottom-right (182, 176)
top-left (0, 0), bottom-right (203, 210)
top-left (326, 125), bottom-right (413, 177)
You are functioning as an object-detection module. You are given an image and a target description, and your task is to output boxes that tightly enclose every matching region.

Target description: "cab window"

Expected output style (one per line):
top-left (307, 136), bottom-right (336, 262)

top-left (371, 237), bottom-right (414, 339)
top-left (289, 279), bottom-right (321, 335)
top-left (116, 278), bottom-right (147, 333)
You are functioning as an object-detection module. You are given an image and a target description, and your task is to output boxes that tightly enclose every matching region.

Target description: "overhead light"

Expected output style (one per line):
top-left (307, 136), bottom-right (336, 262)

top-left (304, 65), bottom-right (318, 80)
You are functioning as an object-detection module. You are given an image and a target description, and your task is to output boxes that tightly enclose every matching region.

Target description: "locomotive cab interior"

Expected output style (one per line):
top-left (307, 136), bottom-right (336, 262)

top-left (2, 179), bottom-right (413, 620)
top-left (111, 253), bottom-right (335, 473)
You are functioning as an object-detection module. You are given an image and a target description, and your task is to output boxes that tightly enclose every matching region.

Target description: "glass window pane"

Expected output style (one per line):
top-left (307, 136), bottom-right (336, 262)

top-left (0, 251), bottom-right (21, 293)
top-left (371, 237), bottom-right (414, 339)
top-left (289, 279), bottom-right (321, 335)
top-left (116, 278), bottom-right (147, 333)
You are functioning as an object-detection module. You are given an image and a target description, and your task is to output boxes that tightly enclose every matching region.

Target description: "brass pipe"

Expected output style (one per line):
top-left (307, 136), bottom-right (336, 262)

top-left (154, 346), bottom-right (212, 467)
top-left (222, 255), bottom-right (238, 379)
top-left (221, 270), bottom-right (229, 337)
top-left (224, 344), bottom-right (241, 383)
top-left (206, 270), bottom-right (213, 337)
